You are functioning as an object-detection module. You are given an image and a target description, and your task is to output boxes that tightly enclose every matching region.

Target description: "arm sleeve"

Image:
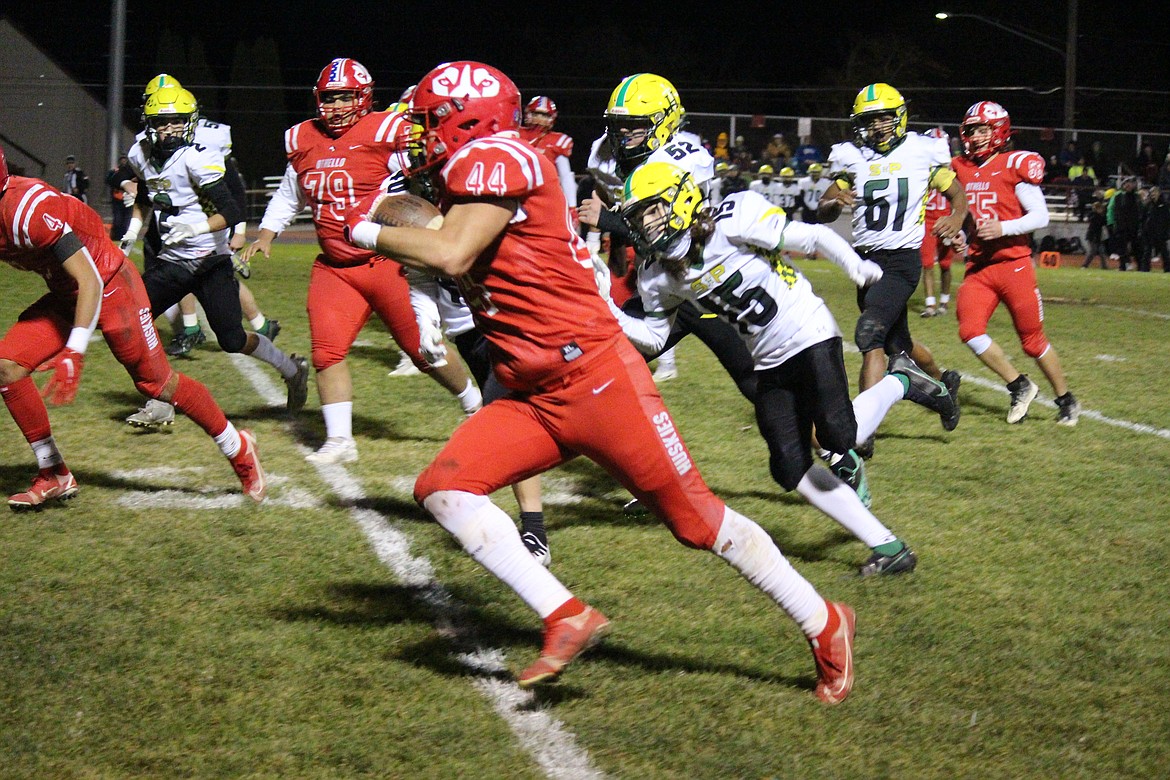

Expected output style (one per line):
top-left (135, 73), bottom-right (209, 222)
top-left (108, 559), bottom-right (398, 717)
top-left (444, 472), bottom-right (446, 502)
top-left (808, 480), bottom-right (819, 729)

top-left (556, 156), bottom-right (577, 207)
top-left (608, 299), bottom-right (674, 356)
top-left (781, 221), bottom-right (866, 275)
top-left (224, 157), bottom-right (246, 207)
top-left (202, 178), bottom-right (243, 227)
top-left (1000, 183), bottom-right (1049, 235)
top-left (405, 269), bottom-right (448, 335)
top-left (257, 164), bottom-right (306, 235)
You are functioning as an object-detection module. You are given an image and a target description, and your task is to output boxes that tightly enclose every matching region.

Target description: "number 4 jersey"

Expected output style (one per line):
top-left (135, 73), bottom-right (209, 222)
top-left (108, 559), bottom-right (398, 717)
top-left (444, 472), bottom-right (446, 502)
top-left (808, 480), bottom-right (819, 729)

top-left (828, 132), bottom-right (953, 251)
top-left (633, 190), bottom-right (839, 370)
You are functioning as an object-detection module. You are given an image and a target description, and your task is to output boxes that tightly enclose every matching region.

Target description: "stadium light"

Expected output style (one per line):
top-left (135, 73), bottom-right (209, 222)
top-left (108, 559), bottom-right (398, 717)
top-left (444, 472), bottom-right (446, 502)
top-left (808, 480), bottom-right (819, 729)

top-left (936, 4), bottom-right (1078, 135)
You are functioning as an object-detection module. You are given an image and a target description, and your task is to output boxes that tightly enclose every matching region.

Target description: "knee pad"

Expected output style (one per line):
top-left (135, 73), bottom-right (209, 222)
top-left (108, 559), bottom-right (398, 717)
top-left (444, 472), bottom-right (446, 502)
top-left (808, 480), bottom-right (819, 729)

top-left (854, 312), bottom-right (888, 354)
top-left (216, 329), bottom-right (248, 354)
top-left (421, 490), bottom-right (511, 561)
top-left (769, 446), bottom-right (813, 492)
top-left (963, 334), bottom-right (993, 356)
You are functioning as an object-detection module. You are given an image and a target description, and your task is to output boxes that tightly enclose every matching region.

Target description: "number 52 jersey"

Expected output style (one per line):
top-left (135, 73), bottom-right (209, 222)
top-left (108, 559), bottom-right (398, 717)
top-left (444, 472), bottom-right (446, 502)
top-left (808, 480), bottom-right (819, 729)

top-left (636, 190), bottom-right (839, 370)
top-left (828, 132), bottom-right (953, 251)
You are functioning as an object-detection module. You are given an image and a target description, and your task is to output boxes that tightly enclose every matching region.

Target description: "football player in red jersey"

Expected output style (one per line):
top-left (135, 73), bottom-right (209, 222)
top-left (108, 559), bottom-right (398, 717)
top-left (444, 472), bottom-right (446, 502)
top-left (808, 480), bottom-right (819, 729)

top-left (518, 96), bottom-right (578, 214)
top-left (0, 146), bottom-right (267, 508)
top-left (344, 61), bottom-right (856, 703)
top-left (241, 58), bottom-right (480, 465)
top-left (952, 102), bottom-right (1080, 426)
top-left (920, 128), bottom-right (956, 318)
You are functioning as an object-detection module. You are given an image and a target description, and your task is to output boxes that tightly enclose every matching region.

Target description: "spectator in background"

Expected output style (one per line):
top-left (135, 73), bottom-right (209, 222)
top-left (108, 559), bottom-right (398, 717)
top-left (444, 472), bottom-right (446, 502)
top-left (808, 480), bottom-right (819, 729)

top-left (1158, 153), bottom-right (1170, 191)
top-left (1134, 142), bottom-right (1159, 185)
top-left (791, 136), bottom-right (822, 172)
top-left (731, 135), bottom-right (753, 170)
top-left (105, 155), bottom-right (134, 240)
top-left (1058, 140), bottom-right (1079, 168)
top-left (61, 156), bottom-right (88, 203)
top-left (712, 132), bottom-right (730, 160)
top-left (1140, 186), bottom-right (1168, 271)
top-left (1068, 157), bottom-right (1097, 221)
top-left (1081, 194), bottom-right (1109, 269)
top-left (761, 133), bottom-right (791, 168)
top-left (721, 163), bottom-right (749, 198)
top-left (1109, 178), bottom-right (1142, 271)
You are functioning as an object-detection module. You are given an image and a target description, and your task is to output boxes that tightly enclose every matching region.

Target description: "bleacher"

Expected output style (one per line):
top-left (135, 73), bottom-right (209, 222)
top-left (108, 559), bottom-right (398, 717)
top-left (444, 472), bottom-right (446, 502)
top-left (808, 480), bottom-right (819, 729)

top-left (243, 175), bottom-right (312, 224)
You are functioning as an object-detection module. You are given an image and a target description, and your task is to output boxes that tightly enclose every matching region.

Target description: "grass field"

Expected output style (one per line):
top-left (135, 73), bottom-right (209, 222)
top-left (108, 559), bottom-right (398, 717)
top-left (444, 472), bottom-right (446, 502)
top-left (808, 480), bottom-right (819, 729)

top-left (2, 244), bottom-right (1169, 779)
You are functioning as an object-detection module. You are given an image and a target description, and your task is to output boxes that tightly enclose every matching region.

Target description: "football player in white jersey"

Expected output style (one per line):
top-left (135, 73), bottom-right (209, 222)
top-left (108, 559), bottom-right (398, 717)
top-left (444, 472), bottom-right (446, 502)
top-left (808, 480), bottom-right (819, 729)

top-left (774, 166), bottom-right (803, 213)
top-left (749, 164), bottom-right (783, 207)
top-left (612, 162), bottom-right (959, 576)
top-left (122, 85), bottom-right (309, 412)
top-left (578, 74), bottom-right (758, 413)
top-left (799, 162), bottom-right (831, 223)
top-left (818, 83), bottom-right (966, 441)
top-left (124, 76), bottom-right (279, 390)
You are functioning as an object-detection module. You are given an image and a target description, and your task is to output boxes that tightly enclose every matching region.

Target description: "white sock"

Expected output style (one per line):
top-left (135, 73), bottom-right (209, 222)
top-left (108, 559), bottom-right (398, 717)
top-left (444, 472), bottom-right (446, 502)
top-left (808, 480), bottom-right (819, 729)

top-left (852, 375), bottom-right (904, 445)
top-left (711, 506), bottom-right (827, 637)
top-left (322, 401), bottom-right (353, 440)
top-left (423, 490), bottom-right (572, 617)
top-left (586, 231), bottom-right (601, 256)
top-left (656, 346), bottom-right (677, 370)
top-left (924, 296), bottom-right (936, 307)
top-left (940, 294), bottom-right (950, 305)
top-left (31, 436), bottom-right (64, 470)
top-left (250, 334), bottom-right (297, 378)
top-left (249, 314), bottom-right (266, 331)
top-left (214, 422), bottom-right (241, 458)
top-left (182, 312), bottom-right (199, 329)
top-left (457, 379), bottom-right (482, 415)
top-left (796, 466), bottom-right (896, 548)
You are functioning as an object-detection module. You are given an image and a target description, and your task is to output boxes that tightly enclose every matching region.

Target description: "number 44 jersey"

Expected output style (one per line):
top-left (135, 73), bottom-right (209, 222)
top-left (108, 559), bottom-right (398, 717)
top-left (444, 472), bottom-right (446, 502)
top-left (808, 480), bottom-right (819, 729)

top-left (636, 190), bottom-right (839, 370)
top-left (828, 132), bottom-right (953, 252)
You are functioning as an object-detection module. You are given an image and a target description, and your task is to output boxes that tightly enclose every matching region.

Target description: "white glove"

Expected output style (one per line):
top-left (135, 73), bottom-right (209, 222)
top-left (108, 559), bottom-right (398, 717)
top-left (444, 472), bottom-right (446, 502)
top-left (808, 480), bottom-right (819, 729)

top-left (849, 259), bottom-right (884, 287)
top-left (162, 220), bottom-right (211, 246)
top-left (418, 314), bottom-right (448, 367)
top-left (119, 217), bottom-right (143, 255)
top-left (588, 252), bottom-right (613, 301)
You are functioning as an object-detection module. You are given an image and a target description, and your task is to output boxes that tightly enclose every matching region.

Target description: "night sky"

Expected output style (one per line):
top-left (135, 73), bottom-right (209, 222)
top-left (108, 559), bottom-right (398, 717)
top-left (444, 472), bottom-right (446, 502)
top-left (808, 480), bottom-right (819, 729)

top-left (6, 1), bottom-right (1168, 175)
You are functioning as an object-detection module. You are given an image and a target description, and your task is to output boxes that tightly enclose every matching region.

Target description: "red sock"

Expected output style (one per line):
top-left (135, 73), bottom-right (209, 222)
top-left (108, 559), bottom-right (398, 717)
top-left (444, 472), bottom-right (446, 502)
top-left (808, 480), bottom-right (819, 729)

top-left (170, 374), bottom-right (228, 437)
top-left (546, 597), bottom-right (586, 624)
top-left (1, 376), bottom-right (52, 443)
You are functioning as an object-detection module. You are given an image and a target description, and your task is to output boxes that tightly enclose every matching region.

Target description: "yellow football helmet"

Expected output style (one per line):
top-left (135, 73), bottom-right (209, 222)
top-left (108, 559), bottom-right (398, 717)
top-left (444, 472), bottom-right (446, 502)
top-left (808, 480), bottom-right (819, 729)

top-left (144, 86), bottom-right (199, 157)
top-left (605, 73), bottom-right (685, 173)
top-left (851, 83), bottom-right (908, 153)
top-left (620, 161), bottom-right (704, 255)
top-left (143, 73), bottom-right (182, 99)
top-left (808, 162), bottom-right (824, 175)
top-left (758, 164), bottom-right (775, 175)
top-left (779, 166), bottom-right (796, 179)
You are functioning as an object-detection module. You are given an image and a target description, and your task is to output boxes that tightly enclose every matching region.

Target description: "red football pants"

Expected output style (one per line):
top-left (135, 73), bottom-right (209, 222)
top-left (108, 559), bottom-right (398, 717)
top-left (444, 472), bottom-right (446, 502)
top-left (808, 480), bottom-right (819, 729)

top-left (306, 257), bottom-right (428, 372)
top-left (956, 257), bottom-right (1050, 358)
top-left (414, 338), bottom-right (727, 549)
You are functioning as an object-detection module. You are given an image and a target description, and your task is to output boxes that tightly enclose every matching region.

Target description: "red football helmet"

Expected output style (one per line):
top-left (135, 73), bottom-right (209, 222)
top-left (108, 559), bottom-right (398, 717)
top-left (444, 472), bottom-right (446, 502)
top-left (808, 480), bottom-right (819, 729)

top-left (314, 58), bottom-right (374, 135)
top-left (960, 101), bottom-right (1011, 159)
top-left (400, 61), bottom-right (521, 174)
top-left (926, 126), bottom-right (947, 140)
top-left (0, 145), bottom-right (9, 193)
top-left (524, 96), bottom-right (557, 130)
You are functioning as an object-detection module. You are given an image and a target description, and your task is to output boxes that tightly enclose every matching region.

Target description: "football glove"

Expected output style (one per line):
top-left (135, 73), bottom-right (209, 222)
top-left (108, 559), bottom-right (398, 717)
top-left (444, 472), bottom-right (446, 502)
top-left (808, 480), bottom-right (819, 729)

top-left (162, 220), bottom-right (211, 246)
top-left (849, 259), bottom-right (884, 287)
top-left (41, 348), bottom-right (84, 405)
top-left (417, 315), bottom-right (448, 368)
top-left (232, 252), bottom-right (252, 279)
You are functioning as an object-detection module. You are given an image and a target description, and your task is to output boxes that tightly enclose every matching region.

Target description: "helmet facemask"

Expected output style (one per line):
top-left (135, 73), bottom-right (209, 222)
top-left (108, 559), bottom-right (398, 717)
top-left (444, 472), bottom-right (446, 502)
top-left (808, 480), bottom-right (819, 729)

top-left (853, 109), bottom-right (906, 153)
top-left (621, 165), bottom-right (703, 260)
top-left (317, 90), bottom-right (368, 134)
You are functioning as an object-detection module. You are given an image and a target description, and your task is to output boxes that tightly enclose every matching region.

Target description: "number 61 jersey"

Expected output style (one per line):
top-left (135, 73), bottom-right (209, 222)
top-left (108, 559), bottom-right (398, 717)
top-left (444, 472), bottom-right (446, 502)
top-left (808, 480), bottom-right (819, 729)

top-left (638, 190), bottom-right (839, 370)
top-left (828, 132), bottom-right (953, 251)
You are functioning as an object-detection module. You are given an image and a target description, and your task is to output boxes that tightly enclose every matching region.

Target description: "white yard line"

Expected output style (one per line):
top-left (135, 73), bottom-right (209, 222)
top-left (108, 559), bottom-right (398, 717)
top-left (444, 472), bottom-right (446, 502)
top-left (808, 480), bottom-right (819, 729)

top-left (1097, 304), bottom-right (1170, 321)
top-left (227, 354), bottom-right (607, 780)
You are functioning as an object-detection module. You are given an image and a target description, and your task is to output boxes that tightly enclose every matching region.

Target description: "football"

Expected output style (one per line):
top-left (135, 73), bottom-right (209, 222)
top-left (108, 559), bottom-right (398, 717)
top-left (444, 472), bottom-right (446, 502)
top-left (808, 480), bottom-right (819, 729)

top-left (370, 193), bottom-right (444, 230)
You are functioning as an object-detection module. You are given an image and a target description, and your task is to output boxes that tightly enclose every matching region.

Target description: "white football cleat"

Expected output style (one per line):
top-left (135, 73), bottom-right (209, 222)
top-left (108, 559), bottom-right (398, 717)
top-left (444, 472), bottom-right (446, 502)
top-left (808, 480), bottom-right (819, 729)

top-left (388, 352), bottom-right (421, 377)
top-left (305, 437), bottom-right (359, 465)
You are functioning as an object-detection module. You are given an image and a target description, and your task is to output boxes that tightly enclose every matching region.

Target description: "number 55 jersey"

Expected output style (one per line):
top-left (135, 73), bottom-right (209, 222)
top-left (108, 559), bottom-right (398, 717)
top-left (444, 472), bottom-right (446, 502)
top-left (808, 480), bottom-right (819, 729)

top-left (828, 132), bottom-right (954, 251)
top-left (632, 190), bottom-right (839, 370)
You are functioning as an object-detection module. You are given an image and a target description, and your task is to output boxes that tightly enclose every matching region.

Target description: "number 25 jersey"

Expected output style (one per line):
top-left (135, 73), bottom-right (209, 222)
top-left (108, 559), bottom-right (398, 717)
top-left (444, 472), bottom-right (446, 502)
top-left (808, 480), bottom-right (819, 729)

top-left (828, 132), bottom-right (952, 252)
top-left (952, 150), bottom-right (1045, 267)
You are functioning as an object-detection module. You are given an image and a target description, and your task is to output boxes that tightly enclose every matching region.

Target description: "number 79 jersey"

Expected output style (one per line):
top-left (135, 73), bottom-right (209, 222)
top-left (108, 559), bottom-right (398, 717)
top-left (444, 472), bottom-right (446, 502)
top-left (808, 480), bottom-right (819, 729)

top-left (637, 190), bottom-right (839, 370)
top-left (828, 132), bottom-right (952, 251)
